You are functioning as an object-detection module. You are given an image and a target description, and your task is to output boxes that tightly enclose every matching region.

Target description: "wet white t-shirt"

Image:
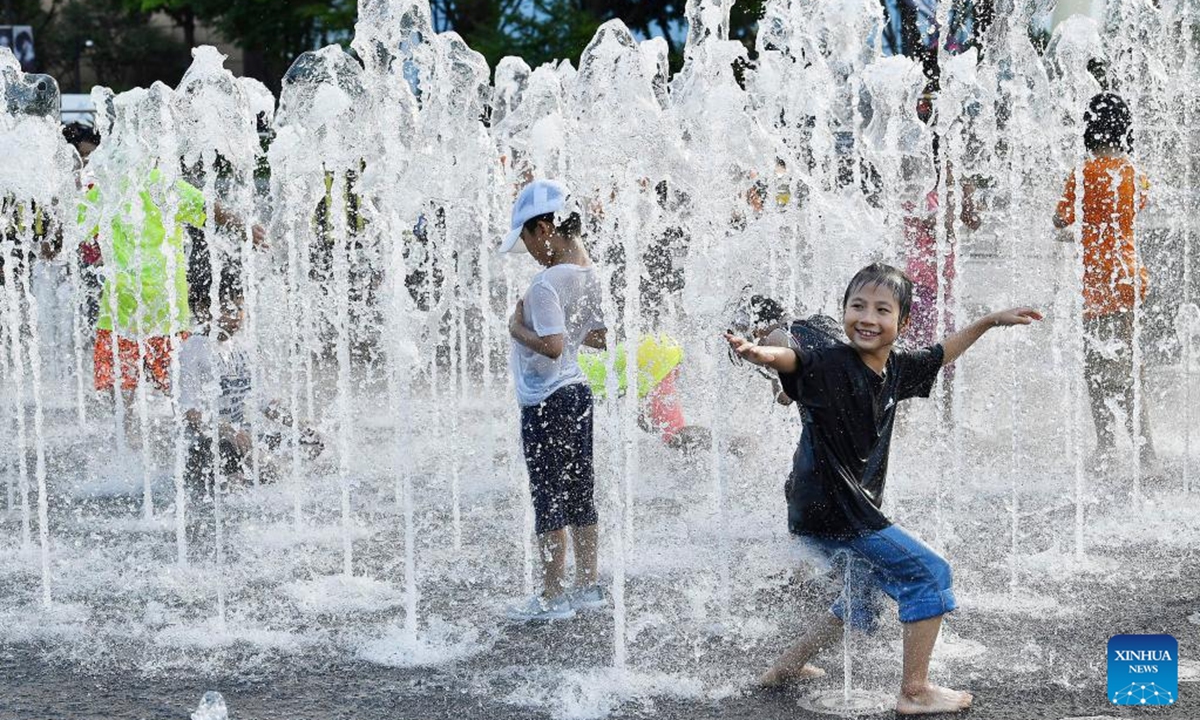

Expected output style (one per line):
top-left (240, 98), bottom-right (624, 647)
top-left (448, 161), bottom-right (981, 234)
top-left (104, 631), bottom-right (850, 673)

top-left (511, 263), bottom-right (605, 407)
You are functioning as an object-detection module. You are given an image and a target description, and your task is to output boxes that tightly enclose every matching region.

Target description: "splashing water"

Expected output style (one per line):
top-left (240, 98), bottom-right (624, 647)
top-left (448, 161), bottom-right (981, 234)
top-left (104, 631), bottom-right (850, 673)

top-left (190, 690), bottom-right (228, 720)
top-left (0, 0), bottom-right (1198, 717)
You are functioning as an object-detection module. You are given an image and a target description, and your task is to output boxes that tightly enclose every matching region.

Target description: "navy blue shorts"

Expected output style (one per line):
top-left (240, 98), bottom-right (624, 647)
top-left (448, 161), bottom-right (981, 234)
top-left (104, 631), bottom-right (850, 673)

top-left (520, 383), bottom-right (597, 534)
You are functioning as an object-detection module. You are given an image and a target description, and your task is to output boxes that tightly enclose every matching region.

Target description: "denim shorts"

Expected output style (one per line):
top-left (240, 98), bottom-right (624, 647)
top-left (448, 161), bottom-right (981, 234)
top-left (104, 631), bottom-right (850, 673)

top-left (794, 525), bottom-right (957, 633)
top-left (520, 383), bottom-right (597, 534)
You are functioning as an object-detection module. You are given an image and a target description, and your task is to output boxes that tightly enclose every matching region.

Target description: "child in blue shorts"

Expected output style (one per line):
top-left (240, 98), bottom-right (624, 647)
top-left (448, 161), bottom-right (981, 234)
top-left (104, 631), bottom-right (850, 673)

top-left (726, 263), bottom-right (1040, 715)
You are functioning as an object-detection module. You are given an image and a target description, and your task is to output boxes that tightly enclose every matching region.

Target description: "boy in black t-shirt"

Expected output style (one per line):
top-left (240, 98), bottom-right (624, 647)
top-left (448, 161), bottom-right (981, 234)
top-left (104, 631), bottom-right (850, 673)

top-left (726, 263), bottom-right (1040, 716)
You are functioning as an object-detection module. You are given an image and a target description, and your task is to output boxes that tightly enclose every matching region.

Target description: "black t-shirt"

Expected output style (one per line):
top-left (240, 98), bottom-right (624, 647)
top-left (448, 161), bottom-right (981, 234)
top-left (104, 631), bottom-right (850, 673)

top-left (778, 340), bottom-right (945, 539)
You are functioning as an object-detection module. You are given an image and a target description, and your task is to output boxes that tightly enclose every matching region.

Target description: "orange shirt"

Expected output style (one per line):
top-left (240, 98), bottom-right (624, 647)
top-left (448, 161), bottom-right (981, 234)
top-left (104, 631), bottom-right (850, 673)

top-left (1055, 155), bottom-right (1150, 318)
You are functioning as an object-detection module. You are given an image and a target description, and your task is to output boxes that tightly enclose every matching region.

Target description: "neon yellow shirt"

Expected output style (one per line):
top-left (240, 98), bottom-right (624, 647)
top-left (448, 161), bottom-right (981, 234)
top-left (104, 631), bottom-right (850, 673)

top-left (579, 334), bottom-right (684, 399)
top-left (81, 169), bottom-right (205, 337)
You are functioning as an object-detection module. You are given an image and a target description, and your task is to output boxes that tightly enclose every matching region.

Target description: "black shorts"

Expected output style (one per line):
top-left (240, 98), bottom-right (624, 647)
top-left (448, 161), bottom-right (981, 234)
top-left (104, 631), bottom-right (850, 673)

top-left (185, 429), bottom-right (246, 494)
top-left (520, 383), bottom-right (597, 534)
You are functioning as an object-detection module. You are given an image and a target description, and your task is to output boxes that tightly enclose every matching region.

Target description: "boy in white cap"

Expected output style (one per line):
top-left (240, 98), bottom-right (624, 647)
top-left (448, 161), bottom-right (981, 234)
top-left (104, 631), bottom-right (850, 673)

top-left (501, 180), bottom-right (608, 621)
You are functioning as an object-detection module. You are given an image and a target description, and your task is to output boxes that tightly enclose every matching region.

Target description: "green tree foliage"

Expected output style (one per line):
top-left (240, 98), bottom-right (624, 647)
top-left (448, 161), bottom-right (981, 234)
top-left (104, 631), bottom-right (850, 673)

top-left (729, 0), bottom-right (765, 57)
top-left (7, 0), bottom-right (766, 93)
top-left (124, 0), bottom-right (202, 47)
top-left (469, 0), bottom-right (605, 70)
top-left (59, 0), bottom-right (190, 91)
top-left (203, 0), bottom-right (356, 91)
top-left (5, 0), bottom-right (189, 92)
top-left (0, 0), bottom-right (58, 44)
top-left (123, 0), bottom-right (354, 91)
top-left (432, 0), bottom-right (763, 73)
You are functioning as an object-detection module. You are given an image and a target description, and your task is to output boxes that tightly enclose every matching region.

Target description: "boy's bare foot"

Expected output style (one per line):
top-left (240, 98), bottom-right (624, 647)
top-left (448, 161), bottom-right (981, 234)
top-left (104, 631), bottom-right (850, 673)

top-left (758, 663), bottom-right (826, 688)
top-left (895, 684), bottom-right (973, 715)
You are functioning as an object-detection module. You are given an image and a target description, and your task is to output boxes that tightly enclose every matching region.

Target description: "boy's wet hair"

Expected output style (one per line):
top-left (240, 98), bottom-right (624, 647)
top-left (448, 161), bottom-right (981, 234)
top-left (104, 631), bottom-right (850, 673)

top-left (523, 211), bottom-right (583, 239)
top-left (843, 263), bottom-right (914, 323)
top-left (1084, 92), bottom-right (1133, 154)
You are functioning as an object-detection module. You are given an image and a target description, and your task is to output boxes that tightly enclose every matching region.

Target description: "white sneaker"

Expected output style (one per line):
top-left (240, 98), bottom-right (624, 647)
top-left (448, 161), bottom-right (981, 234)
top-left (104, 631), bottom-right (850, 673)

top-left (506, 594), bottom-right (576, 622)
top-left (567, 584), bottom-right (607, 611)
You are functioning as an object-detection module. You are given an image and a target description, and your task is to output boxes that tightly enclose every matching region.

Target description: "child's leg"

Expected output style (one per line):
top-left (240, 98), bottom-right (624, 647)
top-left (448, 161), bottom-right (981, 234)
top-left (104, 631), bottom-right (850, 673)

top-left (571, 524), bottom-right (598, 587)
top-left (896, 615), bottom-right (972, 714)
top-left (758, 613), bottom-right (840, 686)
top-left (1116, 375), bottom-right (1156, 465)
top-left (847, 526), bottom-right (955, 622)
top-left (520, 387), bottom-right (575, 599)
top-left (761, 540), bottom-right (858, 687)
top-left (184, 429), bottom-right (213, 496)
top-left (1114, 313), bottom-right (1156, 464)
top-left (842, 526), bottom-right (971, 713)
top-left (562, 384), bottom-right (599, 587)
top-left (538, 528), bottom-right (569, 597)
top-left (1083, 316), bottom-right (1118, 454)
top-left (1113, 312), bottom-right (1137, 446)
top-left (901, 615), bottom-right (941, 692)
top-left (1135, 366), bottom-right (1156, 464)
top-left (120, 388), bottom-right (139, 447)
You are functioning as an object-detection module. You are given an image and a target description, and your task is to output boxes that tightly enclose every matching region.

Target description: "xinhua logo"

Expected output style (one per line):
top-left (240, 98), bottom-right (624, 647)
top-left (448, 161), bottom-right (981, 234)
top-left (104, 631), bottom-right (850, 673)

top-left (1108, 634), bottom-right (1178, 706)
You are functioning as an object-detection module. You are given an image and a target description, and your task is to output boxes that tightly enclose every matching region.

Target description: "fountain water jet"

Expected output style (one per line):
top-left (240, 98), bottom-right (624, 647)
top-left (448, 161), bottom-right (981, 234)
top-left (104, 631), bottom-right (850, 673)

top-left (0, 1), bottom-right (1196, 715)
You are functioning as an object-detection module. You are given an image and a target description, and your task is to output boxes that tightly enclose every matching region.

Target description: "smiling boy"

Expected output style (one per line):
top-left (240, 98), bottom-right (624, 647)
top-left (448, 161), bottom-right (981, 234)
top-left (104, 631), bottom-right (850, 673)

top-left (725, 263), bottom-right (1040, 715)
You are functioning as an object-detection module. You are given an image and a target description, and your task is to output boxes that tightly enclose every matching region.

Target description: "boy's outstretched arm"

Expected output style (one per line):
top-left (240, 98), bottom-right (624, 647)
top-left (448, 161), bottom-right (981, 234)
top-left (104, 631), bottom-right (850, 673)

top-left (940, 308), bottom-right (1042, 366)
top-left (724, 332), bottom-right (799, 373)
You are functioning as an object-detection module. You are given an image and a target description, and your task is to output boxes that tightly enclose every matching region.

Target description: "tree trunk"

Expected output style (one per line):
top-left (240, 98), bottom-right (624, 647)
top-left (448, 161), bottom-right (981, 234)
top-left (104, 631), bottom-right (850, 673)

top-left (182, 7), bottom-right (196, 48)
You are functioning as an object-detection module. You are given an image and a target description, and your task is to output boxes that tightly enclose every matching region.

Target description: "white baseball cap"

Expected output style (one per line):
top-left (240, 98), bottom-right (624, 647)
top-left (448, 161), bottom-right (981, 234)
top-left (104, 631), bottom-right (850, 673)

top-left (499, 179), bottom-right (569, 254)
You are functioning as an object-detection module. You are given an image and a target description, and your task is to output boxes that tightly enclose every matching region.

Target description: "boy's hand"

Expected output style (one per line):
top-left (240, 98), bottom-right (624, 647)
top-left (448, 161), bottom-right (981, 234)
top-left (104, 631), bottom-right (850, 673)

top-left (508, 300), bottom-right (525, 336)
top-left (510, 299), bottom-right (565, 358)
top-left (989, 307), bottom-right (1043, 327)
top-left (725, 332), bottom-right (774, 367)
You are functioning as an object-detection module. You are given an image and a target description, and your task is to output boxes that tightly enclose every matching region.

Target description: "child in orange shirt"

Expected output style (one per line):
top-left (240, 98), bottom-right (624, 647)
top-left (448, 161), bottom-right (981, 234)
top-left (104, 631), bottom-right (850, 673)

top-left (1054, 92), bottom-right (1155, 467)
